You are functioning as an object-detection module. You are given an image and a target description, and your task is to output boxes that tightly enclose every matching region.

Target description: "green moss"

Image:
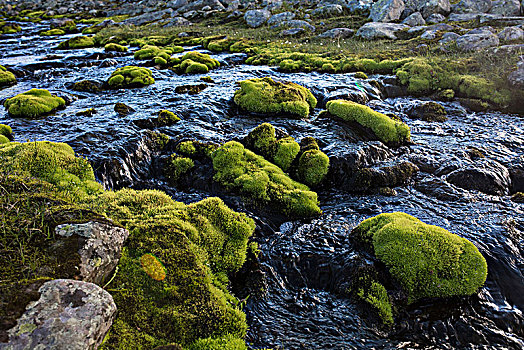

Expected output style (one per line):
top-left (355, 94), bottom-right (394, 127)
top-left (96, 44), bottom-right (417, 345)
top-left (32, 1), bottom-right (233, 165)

top-left (511, 192), bottom-right (524, 203)
top-left (167, 155), bottom-right (194, 182)
top-left (234, 77), bottom-right (317, 118)
top-left (0, 124), bottom-right (13, 138)
top-left (0, 23), bottom-right (21, 34)
top-left (158, 110), bottom-right (180, 126)
top-left (321, 63), bottom-right (336, 73)
top-left (354, 72), bottom-right (368, 79)
top-left (0, 134), bottom-right (9, 144)
top-left (57, 36), bottom-right (95, 49)
top-left (0, 65), bottom-right (16, 87)
top-left (177, 141), bottom-right (197, 156)
top-left (173, 52), bottom-right (220, 74)
top-left (188, 335), bottom-right (247, 350)
top-left (105, 43), bottom-right (128, 52)
top-left (40, 28), bottom-right (65, 36)
top-left (212, 141), bottom-right (321, 218)
top-left (326, 100), bottom-right (410, 146)
top-left (4, 89), bottom-right (65, 118)
top-left (207, 38), bottom-right (235, 53)
top-left (154, 56), bottom-right (167, 65)
top-left (107, 66), bottom-right (155, 88)
top-left (134, 45), bottom-right (174, 60)
top-left (274, 137), bottom-right (300, 172)
top-left (296, 149), bottom-right (329, 187)
top-left (181, 60), bottom-right (209, 74)
top-left (176, 141), bottom-right (218, 159)
top-left (353, 213), bottom-right (488, 303)
top-left (357, 279), bottom-right (393, 326)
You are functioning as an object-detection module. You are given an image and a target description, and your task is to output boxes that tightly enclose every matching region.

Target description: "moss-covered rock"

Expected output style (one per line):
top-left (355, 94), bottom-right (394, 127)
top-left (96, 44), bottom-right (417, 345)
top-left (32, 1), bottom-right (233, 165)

top-left (326, 100), bottom-right (410, 146)
top-left (234, 77), bottom-right (317, 118)
top-left (107, 66), bottom-right (155, 88)
top-left (72, 79), bottom-right (104, 92)
top-left (158, 110), bottom-right (180, 126)
top-left (297, 148), bottom-right (330, 187)
top-left (171, 52), bottom-right (220, 75)
top-left (134, 45), bottom-right (180, 60)
top-left (57, 35), bottom-right (95, 49)
top-left (4, 89), bottom-right (65, 118)
top-left (104, 43), bottom-right (128, 52)
top-left (511, 192), bottom-right (524, 203)
top-left (0, 65), bottom-right (16, 88)
top-left (212, 141), bottom-right (321, 218)
top-left (166, 155), bottom-right (194, 182)
top-left (0, 23), bottom-right (21, 34)
top-left (0, 123), bottom-right (13, 141)
top-left (40, 28), bottom-right (65, 36)
top-left (356, 278), bottom-right (393, 326)
top-left (353, 213), bottom-right (488, 303)
top-left (188, 335), bottom-right (247, 350)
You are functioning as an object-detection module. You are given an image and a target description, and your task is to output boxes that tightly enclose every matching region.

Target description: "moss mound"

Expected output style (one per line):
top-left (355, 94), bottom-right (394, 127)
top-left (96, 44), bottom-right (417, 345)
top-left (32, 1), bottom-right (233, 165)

top-left (353, 213), bottom-right (488, 303)
top-left (57, 35), bottom-right (95, 49)
top-left (234, 77), bottom-right (317, 118)
top-left (158, 110), bottom-right (180, 126)
top-left (172, 51), bottom-right (220, 74)
top-left (40, 28), bottom-right (65, 36)
top-left (107, 66), bottom-right (155, 88)
top-left (356, 278), bottom-right (393, 326)
top-left (0, 124), bottom-right (13, 141)
top-left (0, 65), bottom-right (16, 88)
top-left (326, 100), bottom-right (410, 146)
top-left (0, 23), bottom-right (21, 34)
top-left (133, 45), bottom-right (181, 60)
top-left (105, 43), bottom-right (128, 52)
top-left (212, 141), bottom-right (321, 218)
top-left (4, 89), bottom-right (65, 118)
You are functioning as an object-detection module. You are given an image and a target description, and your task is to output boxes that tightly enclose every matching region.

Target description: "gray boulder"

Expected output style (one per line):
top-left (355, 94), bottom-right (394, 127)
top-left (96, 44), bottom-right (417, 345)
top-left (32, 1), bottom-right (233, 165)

top-left (318, 27), bottom-right (355, 38)
top-left (451, 0), bottom-right (493, 14)
top-left (456, 29), bottom-right (500, 51)
top-left (369, 0), bottom-right (405, 22)
top-left (497, 26), bottom-right (524, 41)
top-left (54, 221), bottom-right (129, 285)
top-left (356, 22), bottom-right (410, 39)
top-left (122, 8), bottom-right (174, 26)
top-left (439, 31), bottom-right (460, 44)
top-left (508, 59), bottom-right (524, 88)
top-left (163, 16), bottom-right (193, 26)
top-left (177, 0), bottom-right (225, 13)
top-left (489, 0), bottom-right (521, 16)
top-left (280, 28), bottom-right (306, 36)
top-left (244, 9), bottom-right (271, 28)
top-left (271, 19), bottom-right (316, 32)
top-left (0, 279), bottom-right (116, 350)
top-left (426, 13), bottom-right (446, 23)
top-left (346, 0), bottom-right (374, 14)
top-left (448, 13), bottom-right (483, 22)
top-left (267, 11), bottom-right (295, 26)
top-left (312, 4), bottom-right (344, 17)
top-left (402, 11), bottom-right (426, 26)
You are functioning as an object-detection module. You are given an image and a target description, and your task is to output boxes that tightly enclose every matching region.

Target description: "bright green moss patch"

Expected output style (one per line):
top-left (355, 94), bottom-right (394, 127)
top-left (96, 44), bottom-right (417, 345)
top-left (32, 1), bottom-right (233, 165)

top-left (353, 213), bottom-right (488, 303)
top-left (0, 124), bottom-right (13, 139)
top-left (171, 51), bottom-right (220, 74)
top-left (105, 43), bottom-right (128, 52)
top-left (182, 60), bottom-right (209, 74)
top-left (0, 23), bottom-right (21, 34)
top-left (57, 35), bottom-right (95, 49)
top-left (326, 100), bottom-right (410, 146)
top-left (158, 110), bottom-right (180, 126)
top-left (212, 141), bottom-right (321, 218)
top-left (4, 89), bottom-right (65, 118)
top-left (166, 155), bottom-right (194, 182)
top-left (0, 135), bottom-right (9, 144)
top-left (188, 334), bottom-right (247, 350)
top-left (133, 45), bottom-right (178, 60)
top-left (357, 279), bottom-right (393, 326)
top-left (40, 28), bottom-right (65, 36)
top-left (0, 65), bottom-right (16, 87)
top-left (297, 149), bottom-right (329, 187)
top-left (234, 77), bottom-right (317, 118)
top-left (107, 66), bottom-right (154, 88)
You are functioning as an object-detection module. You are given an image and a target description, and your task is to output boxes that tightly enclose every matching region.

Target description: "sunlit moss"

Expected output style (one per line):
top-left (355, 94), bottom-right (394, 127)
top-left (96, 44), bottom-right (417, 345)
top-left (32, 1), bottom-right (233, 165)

top-left (107, 66), bottom-right (155, 88)
top-left (4, 89), bottom-right (65, 118)
top-left (0, 65), bottom-right (16, 87)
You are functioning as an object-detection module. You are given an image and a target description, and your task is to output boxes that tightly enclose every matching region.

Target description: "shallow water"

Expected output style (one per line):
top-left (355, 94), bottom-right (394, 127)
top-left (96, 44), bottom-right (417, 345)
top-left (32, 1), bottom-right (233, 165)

top-left (1, 23), bottom-right (523, 349)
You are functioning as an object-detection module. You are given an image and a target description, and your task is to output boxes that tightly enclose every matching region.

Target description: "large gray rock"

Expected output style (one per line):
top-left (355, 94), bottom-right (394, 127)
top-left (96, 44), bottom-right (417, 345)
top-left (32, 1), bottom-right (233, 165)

top-left (402, 11), bottom-right (426, 26)
top-left (369, 0), bottom-right (405, 22)
top-left (312, 4), bottom-right (344, 17)
top-left (451, 0), bottom-right (493, 14)
top-left (122, 8), bottom-right (174, 26)
top-left (318, 27), bottom-right (355, 38)
top-left (498, 26), bottom-right (524, 41)
top-left (177, 0), bottom-right (225, 13)
top-left (448, 13), bottom-right (483, 22)
top-left (456, 28), bottom-right (500, 51)
top-left (54, 221), bottom-right (129, 285)
top-left (426, 13), bottom-right (446, 23)
top-left (479, 14), bottom-right (524, 25)
top-left (0, 279), bottom-right (116, 350)
top-left (508, 59), bottom-right (524, 88)
top-left (267, 11), bottom-right (295, 26)
top-left (244, 9), bottom-right (271, 28)
top-left (489, 0), bottom-right (521, 16)
top-left (420, 0), bottom-right (451, 18)
top-left (163, 16), bottom-right (192, 27)
top-left (356, 22), bottom-right (410, 39)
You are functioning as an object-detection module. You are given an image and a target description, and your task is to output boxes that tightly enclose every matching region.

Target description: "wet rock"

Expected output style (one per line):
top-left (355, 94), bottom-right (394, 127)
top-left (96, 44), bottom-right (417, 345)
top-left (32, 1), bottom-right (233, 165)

top-left (402, 11), bottom-right (426, 26)
top-left (54, 221), bottom-right (129, 284)
top-left (489, 0), bottom-right (521, 16)
top-left (267, 11), bottom-right (295, 26)
top-left (0, 279), bottom-right (116, 350)
top-left (71, 80), bottom-right (103, 93)
top-left (426, 13), bottom-right (446, 23)
top-left (456, 29), bottom-right (500, 51)
top-left (98, 59), bottom-right (119, 68)
top-left (318, 28), bottom-right (354, 38)
top-left (369, 0), bottom-right (405, 22)
top-left (452, 0), bottom-right (492, 13)
top-left (174, 83), bottom-right (208, 94)
top-left (444, 159), bottom-right (511, 196)
top-left (415, 176), bottom-right (475, 202)
top-left (114, 102), bottom-right (135, 116)
top-left (312, 4), bottom-right (344, 17)
top-left (342, 161), bottom-right (419, 193)
top-left (244, 9), bottom-right (271, 28)
top-left (497, 26), bottom-right (524, 42)
top-left (509, 165), bottom-right (524, 192)
top-left (356, 22), bottom-right (410, 39)
top-left (405, 100), bottom-right (448, 122)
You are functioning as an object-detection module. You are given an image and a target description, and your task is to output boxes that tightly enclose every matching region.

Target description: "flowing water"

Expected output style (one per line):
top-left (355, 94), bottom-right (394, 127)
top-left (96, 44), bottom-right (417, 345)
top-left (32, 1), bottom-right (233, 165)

top-left (1, 22), bottom-right (523, 350)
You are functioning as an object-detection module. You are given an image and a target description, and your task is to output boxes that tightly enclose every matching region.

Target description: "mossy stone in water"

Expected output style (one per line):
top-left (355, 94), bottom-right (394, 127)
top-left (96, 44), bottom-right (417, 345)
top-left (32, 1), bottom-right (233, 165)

top-left (40, 28), bottom-right (65, 36)
top-left (297, 149), bottom-right (329, 187)
top-left (234, 77), bottom-right (317, 118)
top-left (0, 123), bottom-right (13, 140)
top-left (353, 212), bottom-right (488, 303)
top-left (57, 35), bottom-right (95, 49)
top-left (0, 65), bottom-right (16, 88)
top-left (107, 66), bottom-right (155, 88)
top-left (326, 100), bottom-right (410, 146)
top-left (4, 89), bottom-right (65, 118)
top-left (212, 141), bottom-right (321, 218)
top-left (158, 110), bottom-right (180, 125)
top-left (0, 23), bottom-right (21, 34)
top-left (104, 43), bottom-right (128, 52)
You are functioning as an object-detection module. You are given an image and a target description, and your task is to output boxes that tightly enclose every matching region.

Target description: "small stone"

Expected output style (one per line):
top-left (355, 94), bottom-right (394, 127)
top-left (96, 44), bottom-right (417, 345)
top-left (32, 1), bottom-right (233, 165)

top-left (402, 12), bottom-right (426, 26)
top-left (114, 102), bottom-right (135, 116)
top-left (318, 28), bottom-right (355, 39)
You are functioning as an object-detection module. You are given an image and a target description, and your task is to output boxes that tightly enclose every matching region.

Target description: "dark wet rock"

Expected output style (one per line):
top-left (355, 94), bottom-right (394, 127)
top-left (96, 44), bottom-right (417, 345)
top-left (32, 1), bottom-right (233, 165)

top-left (452, 0), bottom-right (492, 13)
top-left (356, 22), bottom-right (410, 40)
top-left (267, 11), bottom-right (296, 26)
top-left (343, 161), bottom-right (419, 193)
top-left (404, 100), bottom-right (448, 122)
top-left (402, 11), bottom-right (426, 26)
top-left (98, 59), bottom-right (119, 68)
top-left (444, 159), bottom-right (511, 196)
top-left (76, 108), bottom-right (97, 117)
top-left (498, 26), bottom-right (524, 42)
top-left (489, 0), bottom-right (521, 16)
top-left (71, 80), bottom-right (104, 93)
top-left (244, 9), bottom-right (271, 28)
top-left (318, 27), bottom-right (355, 38)
top-left (312, 4), bottom-right (344, 17)
top-left (415, 176), bottom-right (475, 202)
top-left (114, 102), bottom-right (135, 116)
top-left (0, 279), bottom-right (116, 350)
top-left (54, 221), bottom-right (129, 284)
top-left (456, 29), bottom-right (500, 51)
top-left (369, 0), bottom-right (405, 22)
top-left (509, 165), bottom-right (524, 193)
top-left (174, 83), bottom-right (208, 95)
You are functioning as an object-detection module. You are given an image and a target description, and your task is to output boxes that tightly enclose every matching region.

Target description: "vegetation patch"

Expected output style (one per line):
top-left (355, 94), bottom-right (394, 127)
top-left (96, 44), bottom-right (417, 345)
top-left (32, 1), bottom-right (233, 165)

top-left (0, 23), bottom-right (21, 34)
top-left (107, 66), bottom-right (155, 88)
top-left (0, 65), bottom-right (16, 88)
top-left (352, 212), bottom-right (488, 303)
top-left (4, 89), bottom-right (65, 118)
top-left (234, 77), bottom-right (317, 118)
top-left (40, 28), bottom-right (65, 36)
top-left (104, 43), bottom-right (128, 52)
top-left (171, 51), bottom-right (220, 75)
top-left (57, 35), bottom-right (95, 49)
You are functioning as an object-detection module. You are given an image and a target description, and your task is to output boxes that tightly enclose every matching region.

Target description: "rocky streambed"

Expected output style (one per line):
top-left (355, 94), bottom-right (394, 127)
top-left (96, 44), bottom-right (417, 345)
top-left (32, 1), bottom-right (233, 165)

top-left (1, 21), bottom-right (524, 350)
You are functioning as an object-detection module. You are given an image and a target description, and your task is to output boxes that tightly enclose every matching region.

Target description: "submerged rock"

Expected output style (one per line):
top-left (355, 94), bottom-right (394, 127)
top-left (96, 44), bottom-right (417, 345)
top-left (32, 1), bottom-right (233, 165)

top-left (444, 159), bottom-right (512, 196)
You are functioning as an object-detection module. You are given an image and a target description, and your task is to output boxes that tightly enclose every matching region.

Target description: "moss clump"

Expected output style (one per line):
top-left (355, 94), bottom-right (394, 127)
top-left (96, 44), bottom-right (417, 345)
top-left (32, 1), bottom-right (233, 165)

top-left (181, 60), bottom-right (209, 74)
top-left (0, 135), bottom-right (9, 144)
top-left (0, 23), bottom-right (21, 34)
top-left (158, 110), bottom-right (180, 126)
top-left (353, 213), bottom-right (488, 303)
top-left (234, 77), bottom-right (317, 118)
top-left (326, 100), bottom-right (410, 146)
top-left (511, 192), bottom-right (524, 203)
top-left (212, 141), bottom-right (321, 218)
top-left (0, 124), bottom-right (13, 140)
top-left (107, 66), bottom-right (154, 88)
top-left (357, 279), bottom-right (394, 326)
top-left (133, 45), bottom-right (181, 60)
top-left (166, 155), bottom-right (194, 182)
top-left (188, 335), bottom-right (247, 350)
top-left (355, 72), bottom-right (368, 79)
top-left (40, 28), bottom-right (65, 36)
top-left (171, 52), bottom-right (220, 75)
top-left (154, 56), bottom-right (167, 66)
top-left (176, 141), bottom-right (218, 159)
top-left (105, 43), bottom-right (128, 52)
top-left (57, 36), bottom-right (95, 49)
top-left (4, 89), bottom-right (65, 118)
top-left (0, 65), bottom-right (16, 88)
top-left (297, 149), bottom-right (329, 187)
